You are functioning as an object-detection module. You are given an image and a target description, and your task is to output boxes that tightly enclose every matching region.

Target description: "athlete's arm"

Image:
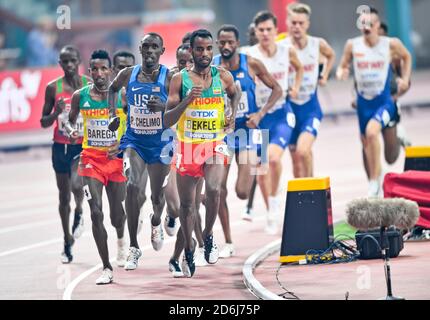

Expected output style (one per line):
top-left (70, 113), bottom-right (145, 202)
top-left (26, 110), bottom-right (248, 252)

top-left (65, 89), bottom-right (81, 139)
top-left (289, 47), bottom-right (303, 100)
top-left (220, 68), bottom-right (240, 133)
top-left (319, 38), bottom-right (336, 86)
top-left (337, 40), bottom-right (353, 81)
top-left (390, 38), bottom-right (412, 98)
top-left (40, 82), bottom-right (62, 128)
top-left (164, 72), bottom-right (202, 128)
top-left (108, 67), bottom-right (132, 131)
top-left (246, 56), bottom-right (282, 128)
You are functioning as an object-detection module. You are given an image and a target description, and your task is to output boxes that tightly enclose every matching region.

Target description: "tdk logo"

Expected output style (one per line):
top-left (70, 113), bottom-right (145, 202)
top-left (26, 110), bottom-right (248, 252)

top-left (188, 110), bottom-right (217, 118)
top-left (90, 119), bottom-right (109, 126)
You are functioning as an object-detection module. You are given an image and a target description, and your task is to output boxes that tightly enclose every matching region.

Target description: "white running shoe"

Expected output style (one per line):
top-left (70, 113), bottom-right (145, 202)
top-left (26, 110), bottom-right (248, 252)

top-left (150, 213), bottom-right (164, 251)
top-left (164, 214), bottom-right (178, 237)
top-left (265, 212), bottom-right (278, 235)
top-left (219, 243), bottom-right (235, 259)
top-left (116, 238), bottom-right (128, 267)
top-left (241, 207), bottom-right (254, 222)
top-left (168, 259), bottom-right (184, 278)
top-left (72, 211), bottom-right (84, 239)
top-left (203, 234), bottom-right (219, 264)
top-left (367, 180), bottom-right (381, 198)
top-left (194, 247), bottom-right (208, 267)
top-left (124, 247), bottom-right (142, 271)
top-left (96, 268), bottom-right (113, 285)
top-left (397, 124), bottom-right (412, 148)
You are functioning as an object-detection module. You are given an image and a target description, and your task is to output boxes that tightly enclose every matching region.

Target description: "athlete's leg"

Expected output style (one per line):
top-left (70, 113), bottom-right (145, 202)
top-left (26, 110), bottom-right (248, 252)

top-left (165, 171), bottom-right (180, 219)
top-left (176, 173), bottom-right (199, 252)
top-left (268, 144), bottom-right (284, 197)
top-left (70, 158), bottom-right (84, 213)
top-left (382, 126), bottom-right (401, 164)
top-left (124, 148), bottom-right (148, 249)
top-left (363, 120), bottom-right (383, 181)
top-left (106, 181), bottom-right (126, 239)
top-left (291, 132), bottom-right (316, 178)
top-left (147, 163), bottom-right (170, 226)
top-left (219, 162), bottom-right (232, 244)
top-left (194, 178), bottom-right (205, 248)
top-left (55, 173), bottom-right (73, 244)
top-left (235, 150), bottom-right (259, 199)
top-left (202, 158), bottom-right (225, 240)
top-left (84, 176), bottom-right (112, 271)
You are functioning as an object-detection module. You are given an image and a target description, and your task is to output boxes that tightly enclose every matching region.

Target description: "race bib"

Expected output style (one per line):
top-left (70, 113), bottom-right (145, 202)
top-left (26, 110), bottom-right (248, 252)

top-left (129, 105), bottom-right (163, 131)
top-left (58, 112), bottom-right (84, 137)
top-left (86, 118), bottom-right (117, 147)
top-left (236, 93), bottom-right (249, 118)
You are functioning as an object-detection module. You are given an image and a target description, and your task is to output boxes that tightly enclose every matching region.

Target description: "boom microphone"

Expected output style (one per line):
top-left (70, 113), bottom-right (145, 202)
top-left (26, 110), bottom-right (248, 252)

top-left (346, 198), bottom-right (420, 230)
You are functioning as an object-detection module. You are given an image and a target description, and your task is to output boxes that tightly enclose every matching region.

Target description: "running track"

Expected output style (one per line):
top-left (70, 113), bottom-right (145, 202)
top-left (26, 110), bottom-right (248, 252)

top-left (0, 108), bottom-right (428, 300)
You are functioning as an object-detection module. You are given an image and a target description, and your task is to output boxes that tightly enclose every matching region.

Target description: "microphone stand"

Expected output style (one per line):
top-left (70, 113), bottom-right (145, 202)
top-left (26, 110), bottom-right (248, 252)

top-left (379, 226), bottom-right (404, 300)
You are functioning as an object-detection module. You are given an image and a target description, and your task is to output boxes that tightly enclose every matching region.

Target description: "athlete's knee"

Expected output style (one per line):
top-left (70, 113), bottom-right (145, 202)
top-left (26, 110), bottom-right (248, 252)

top-left (269, 156), bottom-right (281, 169)
top-left (385, 149), bottom-right (400, 165)
top-left (111, 211), bottom-right (126, 229)
top-left (205, 183), bottom-right (221, 199)
top-left (235, 185), bottom-right (249, 200)
top-left (180, 202), bottom-right (194, 217)
top-left (126, 179), bottom-right (141, 197)
top-left (59, 192), bottom-right (71, 207)
top-left (365, 127), bottom-right (380, 141)
top-left (295, 147), bottom-right (311, 162)
top-left (90, 207), bottom-right (104, 226)
top-left (220, 184), bottom-right (228, 201)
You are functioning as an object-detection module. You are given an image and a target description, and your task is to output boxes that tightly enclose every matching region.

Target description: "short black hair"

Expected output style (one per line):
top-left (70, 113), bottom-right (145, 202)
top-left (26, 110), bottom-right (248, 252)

top-left (369, 7), bottom-right (379, 15)
top-left (176, 43), bottom-right (191, 56)
top-left (253, 10), bottom-right (277, 27)
top-left (142, 32), bottom-right (164, 46)
top-left (190, 29), bottom-right (213, 48)
top-left (60, 45), bottom-right (80, 59)
top-left (380, 22), bottom-right (388, 34)
top-left (90, 49), bottom-right (111, 67)
top-left (113, 50), bottom-right (135, 65)
top-left (182, 32), bottom-right (192, 44)
top-left (217, 24), bottom-right (240, 40)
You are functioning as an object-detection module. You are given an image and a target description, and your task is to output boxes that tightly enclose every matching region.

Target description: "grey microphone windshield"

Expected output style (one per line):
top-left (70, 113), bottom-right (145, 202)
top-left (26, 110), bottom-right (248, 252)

top-left (346, 198), bottom-right (420, 230)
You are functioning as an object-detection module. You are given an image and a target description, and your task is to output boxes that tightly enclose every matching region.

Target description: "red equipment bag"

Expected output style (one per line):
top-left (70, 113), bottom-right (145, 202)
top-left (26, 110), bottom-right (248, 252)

top-left (384, 171), bottom-right (430, 229)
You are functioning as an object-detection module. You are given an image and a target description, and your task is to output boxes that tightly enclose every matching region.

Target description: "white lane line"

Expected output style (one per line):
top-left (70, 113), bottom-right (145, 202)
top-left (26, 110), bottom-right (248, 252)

top-left (0, 238), bottom-right (62, 258)
top-left (0, 219), bottom-right (58, 235)
top-left (63, 216), bottom-right (266, 300)
top-left (0, 205), bottom-right (56, 220)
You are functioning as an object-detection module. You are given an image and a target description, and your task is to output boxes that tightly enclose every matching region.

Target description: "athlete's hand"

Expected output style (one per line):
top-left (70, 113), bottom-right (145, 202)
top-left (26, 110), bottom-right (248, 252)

top-left (395, 78), bottom-right (410, 98)
top-left (224, 115), bottom-right (235, 134)
top-left (107, 142), bottom-right (121, 160)
top-left (288, 87), bottom-right (299, 100)
top-left (147, 96), bottom-right (165, 113)
top-left (186, 86), bottom-right (203, 103)
top-left (351, 100), bottom-right (357, 110)
top-left (246, 112), bottom-right (263, 129)
top-left (108, 116), bottom-right (120, 132)
top-left (336, 67), bottom-right (349, 81)
top-left (318, 76), bottom-right (328, 87)
top-left (54, 97), bottom-right (66, 116)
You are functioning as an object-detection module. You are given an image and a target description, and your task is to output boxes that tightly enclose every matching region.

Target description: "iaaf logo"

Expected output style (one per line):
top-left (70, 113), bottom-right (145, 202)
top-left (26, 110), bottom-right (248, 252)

top-left (187, 109), bottom-right (218, 119)
top-left (0, 71), bottom-right (41, 124)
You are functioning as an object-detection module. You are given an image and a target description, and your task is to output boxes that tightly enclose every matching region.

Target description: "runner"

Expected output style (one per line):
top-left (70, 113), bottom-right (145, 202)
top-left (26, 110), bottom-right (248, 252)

top-left (164, 29), bottom-right (240, 277)
top-left (167, 43), bottom-right (207, 277)
top-left (282, 3), bottom-right (336, 178)
top-left (248, 11), bottom-right (303, 234)
top-left (214, 24), bottom-right (282, 257)
top-left (337, 7), bottom-right (412, 197)
top-left (67, 50), bottom-right (127, 284)
top-left (108, 33), bottom-right (174, 270)
top-left (40, 45), bottom-right (90, 263)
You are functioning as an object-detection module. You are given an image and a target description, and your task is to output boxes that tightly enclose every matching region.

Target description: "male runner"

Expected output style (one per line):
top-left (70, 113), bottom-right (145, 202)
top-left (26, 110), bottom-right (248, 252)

top-left (164, 29), bottom-right (240, 277)
top-left (67, 50), bottom-right (127, 284)
top-left (214, 24), bottom-right (282, 257)
top-left (40, 45), bottom-right (90, 263)
top-left (248, 11), bottom-right (303, 234)
top-left (108, 33), bottom-right (174, 270)
top-left (282, 3), bottom-right (336, 178)
top-left (337, 7), bottom-right (412, 197)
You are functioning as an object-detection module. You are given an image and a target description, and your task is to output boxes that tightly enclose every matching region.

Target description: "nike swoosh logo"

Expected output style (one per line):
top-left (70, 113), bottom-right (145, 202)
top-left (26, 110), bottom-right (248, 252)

top-left (131, 87), bottom-right (141, 92)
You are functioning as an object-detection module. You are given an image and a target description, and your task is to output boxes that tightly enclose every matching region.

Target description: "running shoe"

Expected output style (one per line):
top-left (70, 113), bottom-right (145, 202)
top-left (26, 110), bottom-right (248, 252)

top-left (242, 207), bottom-right (254, 222)
top-left (150, 213), bottom-right (164, 251)
top-left (203, 234), bottom-right (219, 264)
top-left (168, 258), bottom-right (184, 278)
top-left (219, 243), bottom-right (235, 259)
top-left (194, 247), bottom-right (208, 267)
top-left (124, 247), bottom-right (142, 271)
top-left (72, 210), bottom-right (84, 239)
top-left (164, 214), bottom-right (178, 237)
top-left (182, 248), bottom-right (196, 278)
top-left (96, 268), bottom-right (113, 285)
top-left (61, 239), bottom-right (74, 264)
